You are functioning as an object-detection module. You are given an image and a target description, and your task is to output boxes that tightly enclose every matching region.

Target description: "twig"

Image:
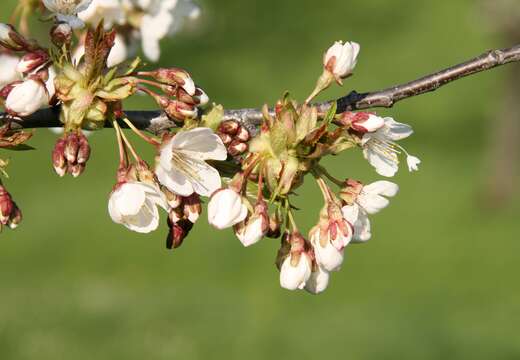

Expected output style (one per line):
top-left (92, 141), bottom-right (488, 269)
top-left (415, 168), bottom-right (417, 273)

top-left (2, 45), bottom-right (519, 135)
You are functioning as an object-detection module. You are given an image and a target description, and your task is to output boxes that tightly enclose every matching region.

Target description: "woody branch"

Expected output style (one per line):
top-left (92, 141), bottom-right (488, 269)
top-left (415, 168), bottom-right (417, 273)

top-left (2, 45), bottom-right (520, 135)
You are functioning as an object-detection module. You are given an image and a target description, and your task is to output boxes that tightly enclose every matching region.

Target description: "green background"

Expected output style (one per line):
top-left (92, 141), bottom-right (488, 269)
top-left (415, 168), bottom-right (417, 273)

top-left (1, 0), bottom-right (519, 359)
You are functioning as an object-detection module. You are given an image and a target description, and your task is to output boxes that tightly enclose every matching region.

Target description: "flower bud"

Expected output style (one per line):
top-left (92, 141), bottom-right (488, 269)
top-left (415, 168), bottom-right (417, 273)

top-left (340, 112), bottom-right (385, 133)
top-left (0, 54), bottom-right (21, 88)
top-left (218, 133), bottom-right (233, 145)
top-left (168, 206), bottom-right (184, 224)
top-left (183, 193), bottom-right (202, 224)
top-left (8, 206), bottom-right (22, 229)
top-left (234, 200), bottom-right (269, 247)
top-left (77, 134), bottom-right (91, 165)
top-left (70, 163), bottom-right (85, 178)
top-left (218, 120), bottom-right (240, 135)
top-left (162, 187), bottom-right (182, 208)
top-left (235, 126), bottom-right (250, 142)
top-left (0, 186), bottom-right (14, 225)
top-left (193, 87), bottom-right (209, 107)
top-left (323, 40), bottom-right (360, 82)
top-left (166, 218), bottom-right (193, 249)
top-left (227, 140), bottom-right (248, 156)
top-left (16, 50), bottom-right (49, 74)
top-left (266, 211), bottom-right (282, 238)
top-left (280, 251), bottom-right (312, 291)
top-left (304, 266), bottom-right (330, 294)
top-left (64, 132), bottom-right (80, 163)
top-left (51, 22), bottom-right (73, 46)
top-left (0, 23), bottom-right (28, 51)
top-left (162, 99), bottom-right (197, 121)
top-left (5, 78), bottom-right (48, 117)
top-left (150, 68), bottom-right (195, 95)
top-left (207, 188), bottom-right (248, 229)
top-left (52, 138), bottom-right (67, 177)
top-left (310, 226), bottom-right (344, 272)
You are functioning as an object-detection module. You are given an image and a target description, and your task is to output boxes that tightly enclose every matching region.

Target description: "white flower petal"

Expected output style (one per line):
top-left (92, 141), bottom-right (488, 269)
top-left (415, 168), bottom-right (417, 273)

top-left (172, 127), bottom-right (227, 161)
top-left (363, 181), bottom-right (399, 198)
top-left (383, 118), bottom-right (413, 141)
top-left (156, 164), bottom-right (194, 196)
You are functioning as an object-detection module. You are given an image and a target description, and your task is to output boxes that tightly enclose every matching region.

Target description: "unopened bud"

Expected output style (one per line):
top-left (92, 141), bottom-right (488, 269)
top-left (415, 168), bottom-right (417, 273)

top-left (52, 138), bottom-right (67, 177)
top-left (162, 99), bottom-right (197, 121)
top-left (69, 163), bottom-right (84, 178)
top-left (218, 133), bottom-right (232, 145)
top-left (168, 207), bottom-right (184, 224)
top-left (16, 50), bottom-right (49, 74)
top-left (77, 134), bottom-right (91, 165)
top-left (166, 218), bottom-right (193, 249)
top-left (50, 22), bottom-right (72, 47)
top-left (0, 23), bottom-right (28, 51)
top-left (218, 120), bottom-right (240, 136)
top-left (235, 126), bottom-right (250, 142)
top-left (8, 205), bottom-right (22, 229)
top-left (64, 132), bottom-right (80, 163)
top-left (183, 193), bottom-right (202, 224)
top-left (228, 140), bottom-right (248, 156)
top-left (151, 68), bottom-right (195, 95)
top-left (163, 187), bottom-right (182, 208)
top-left (0, 186), bottom-right (14, 225)
top-left (193, 87), bottom-right (209, 107)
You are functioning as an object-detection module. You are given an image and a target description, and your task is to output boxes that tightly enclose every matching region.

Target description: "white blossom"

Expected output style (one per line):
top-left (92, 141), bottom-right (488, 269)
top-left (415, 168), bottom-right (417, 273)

top-left (156, 127), bottom-right (227, 197)
top-left (0, 54), bottom-right (21, 88)
top-left (311, 229), bottom-right (345, 272)
top-left (208, 189), bottom-right (248, 230)
top-left (108, 181), bottom-right (168, 233)
top-left (280, 253), bottom-right (312, 291)
top-left (323, 40), bottom-right (360, 81)
top-left (43, 0), bottom-right (94, 28)
top-left (342, 181), bottom-right (398, 242)
top-left (361, 117), bottom-right (421, 177)
top-left (305, 266), bottom-right (330, 294)
top-left (5, 79), bottom-right (48, 116)
top-left (235, 217), bottom-right (264, 247)
top-left (78, 0), bottom-right (126, 29)
top-left (126, 0), bottom-right (201, 61)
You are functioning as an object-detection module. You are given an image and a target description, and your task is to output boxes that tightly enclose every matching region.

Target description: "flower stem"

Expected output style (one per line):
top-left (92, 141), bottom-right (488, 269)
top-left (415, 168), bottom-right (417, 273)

top-left (312, 169), bottom-right (333, 202)
top-left (113, 120), bottom-right (127, 167)
top-left (122, 117), bottom-right (161, 147)
top-left (315, 164), bottom-right (344, 187)
top-left (117, 125), bottom-right (141, 163)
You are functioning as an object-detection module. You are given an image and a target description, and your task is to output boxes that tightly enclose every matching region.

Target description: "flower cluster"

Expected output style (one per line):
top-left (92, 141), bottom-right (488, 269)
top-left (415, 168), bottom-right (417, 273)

top-left (42, 0), bottom-right (200, 62)
top-left (0, 2), bottom-right (422, 295)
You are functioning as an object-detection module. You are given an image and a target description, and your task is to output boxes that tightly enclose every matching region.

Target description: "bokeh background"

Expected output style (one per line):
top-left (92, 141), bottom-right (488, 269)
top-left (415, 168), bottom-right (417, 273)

top-left (1, 0), bottom-right (520, 359)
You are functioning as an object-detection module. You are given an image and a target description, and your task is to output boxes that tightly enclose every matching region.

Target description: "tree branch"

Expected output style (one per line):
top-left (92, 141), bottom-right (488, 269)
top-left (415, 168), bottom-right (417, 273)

top-left (2, 45), bottom-right (519, 135)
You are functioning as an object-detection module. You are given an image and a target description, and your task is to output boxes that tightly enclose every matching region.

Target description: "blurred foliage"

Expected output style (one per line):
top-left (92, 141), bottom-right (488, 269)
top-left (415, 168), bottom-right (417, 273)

top-left (0, 0), bottom-right (519, 359)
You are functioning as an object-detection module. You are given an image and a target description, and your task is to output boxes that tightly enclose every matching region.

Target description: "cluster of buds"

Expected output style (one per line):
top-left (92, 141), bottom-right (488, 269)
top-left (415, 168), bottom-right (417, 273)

top-left (0, 185), bottom-right (22, 231)
top-left (216, 120), bottom-right (251, 157)
top-left (0, 23), bottom-right (53, 117)
top-left (135, 68), bottom-right (208, 123)
top-left (52, 131), bottom-right (91, 177)
top-left (164, 190), bottom-right (201, 249)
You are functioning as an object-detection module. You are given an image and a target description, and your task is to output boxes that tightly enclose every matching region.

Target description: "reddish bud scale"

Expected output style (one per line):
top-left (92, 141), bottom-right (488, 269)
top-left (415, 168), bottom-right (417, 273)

top-left (17, 50), bottom-right (49, 74)
top-left (0, 186), bottom-right (14, 225)
top-left (52, 132), bottom-right (91, 178)
top-left (50, 23), bottom-right (72, 47)
top-left (166, 218), bottom-right (194, 249)
top-left (218, 120), bottom-right (240, 136)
